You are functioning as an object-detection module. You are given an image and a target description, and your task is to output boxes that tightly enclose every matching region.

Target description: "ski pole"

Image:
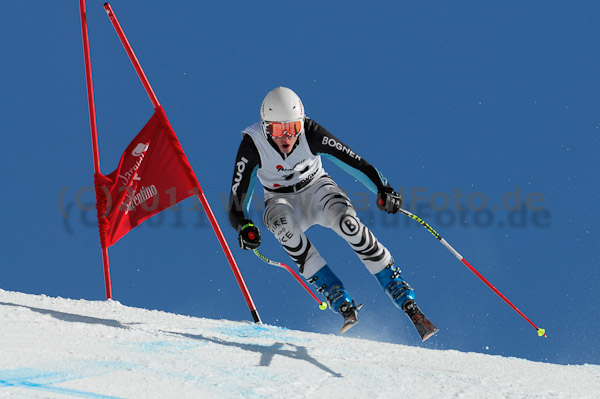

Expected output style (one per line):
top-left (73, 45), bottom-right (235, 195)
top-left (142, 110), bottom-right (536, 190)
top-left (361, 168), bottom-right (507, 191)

top-left (398, 207), bottom-right (546, 337)
top-left (253, 249), bottom-right (328, 310)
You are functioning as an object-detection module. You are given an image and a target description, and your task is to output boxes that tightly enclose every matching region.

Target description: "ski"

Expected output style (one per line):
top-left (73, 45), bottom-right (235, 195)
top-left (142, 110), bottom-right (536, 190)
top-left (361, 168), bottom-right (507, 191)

top-left (340, 303), bottom-right (363, 334)
top-left (402, 300), bottom-right (439, 342)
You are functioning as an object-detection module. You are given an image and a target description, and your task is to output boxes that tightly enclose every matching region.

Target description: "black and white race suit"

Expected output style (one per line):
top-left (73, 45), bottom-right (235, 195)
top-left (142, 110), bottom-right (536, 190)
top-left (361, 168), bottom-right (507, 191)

top-left (228, 118), bottom-right (393, 278)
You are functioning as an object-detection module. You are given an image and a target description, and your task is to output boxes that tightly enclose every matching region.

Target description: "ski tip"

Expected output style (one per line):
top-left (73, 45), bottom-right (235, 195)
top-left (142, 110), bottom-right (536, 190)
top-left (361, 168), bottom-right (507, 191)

top-left (537, 328), bottom-right (547, 337)
top-left (319, 301), bottom-right (328, 310)
top-left (421, 327), bottom-right (439, 342)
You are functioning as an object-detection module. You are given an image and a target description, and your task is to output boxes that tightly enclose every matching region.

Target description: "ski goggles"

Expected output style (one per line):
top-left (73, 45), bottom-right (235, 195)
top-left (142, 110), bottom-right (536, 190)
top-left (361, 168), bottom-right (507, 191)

top-left (264, 120), bottom-right (303, 138)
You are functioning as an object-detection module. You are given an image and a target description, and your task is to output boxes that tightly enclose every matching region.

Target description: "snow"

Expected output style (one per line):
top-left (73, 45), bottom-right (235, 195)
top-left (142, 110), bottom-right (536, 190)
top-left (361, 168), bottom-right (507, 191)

top-left (1, 289), bottom-right (598, 399)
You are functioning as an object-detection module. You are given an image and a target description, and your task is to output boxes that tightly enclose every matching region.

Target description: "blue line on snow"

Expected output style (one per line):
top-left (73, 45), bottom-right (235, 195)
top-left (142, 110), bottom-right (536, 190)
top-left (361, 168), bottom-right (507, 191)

top-left (0, 368), bottom-right (124, 399)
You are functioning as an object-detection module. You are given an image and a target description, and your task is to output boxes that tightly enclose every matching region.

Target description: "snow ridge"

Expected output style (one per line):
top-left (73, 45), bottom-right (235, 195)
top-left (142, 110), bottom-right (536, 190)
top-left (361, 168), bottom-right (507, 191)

top-left (0, 289), bottom-right (597, 398)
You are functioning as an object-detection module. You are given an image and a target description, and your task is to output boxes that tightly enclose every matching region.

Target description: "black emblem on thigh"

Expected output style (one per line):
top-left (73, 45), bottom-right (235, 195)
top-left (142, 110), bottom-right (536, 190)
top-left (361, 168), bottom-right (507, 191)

top-left (340, 214), bottom-right (360, 237)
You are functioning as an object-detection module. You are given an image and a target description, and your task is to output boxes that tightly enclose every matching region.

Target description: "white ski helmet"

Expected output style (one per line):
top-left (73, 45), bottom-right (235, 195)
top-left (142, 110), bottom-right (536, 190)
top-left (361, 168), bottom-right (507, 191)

top-left (260, 87), bottom-right (305, 136)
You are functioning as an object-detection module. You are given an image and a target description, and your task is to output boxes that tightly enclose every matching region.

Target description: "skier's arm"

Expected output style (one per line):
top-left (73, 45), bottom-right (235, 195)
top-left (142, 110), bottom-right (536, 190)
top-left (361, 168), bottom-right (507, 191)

top-left (304, 118), bottom-right (390, 194)
top-left (228, 135), bottom-right (261, 231)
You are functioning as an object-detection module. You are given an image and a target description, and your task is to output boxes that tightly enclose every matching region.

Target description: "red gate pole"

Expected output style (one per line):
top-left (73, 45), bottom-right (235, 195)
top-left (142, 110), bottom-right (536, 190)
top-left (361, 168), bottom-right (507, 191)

top-left (195, 187), bottom-right (262, 323)
top-left (103, 2), bottom-right (261, 322)
top-left (103, 3), bottom-right (160, 109)
top-left (79, 0), bottom-right (113, 300)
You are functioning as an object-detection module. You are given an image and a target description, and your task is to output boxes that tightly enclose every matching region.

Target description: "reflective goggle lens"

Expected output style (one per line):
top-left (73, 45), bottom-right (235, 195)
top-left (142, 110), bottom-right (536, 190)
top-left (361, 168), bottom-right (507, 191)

top-left (267, 120), bottom-right (303, 138)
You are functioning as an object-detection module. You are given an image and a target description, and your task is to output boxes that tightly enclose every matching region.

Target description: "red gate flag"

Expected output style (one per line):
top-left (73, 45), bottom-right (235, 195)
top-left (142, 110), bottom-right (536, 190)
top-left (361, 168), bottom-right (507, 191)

top-left (80, 2), bottom-right (260, 322)
top-left (94, 106), bottom-right (200, 247)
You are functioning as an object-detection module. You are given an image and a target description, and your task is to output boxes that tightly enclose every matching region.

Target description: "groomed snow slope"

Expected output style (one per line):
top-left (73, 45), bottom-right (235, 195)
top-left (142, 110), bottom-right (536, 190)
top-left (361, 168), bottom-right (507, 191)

top-left (0, 289), bottom-right (597, 399)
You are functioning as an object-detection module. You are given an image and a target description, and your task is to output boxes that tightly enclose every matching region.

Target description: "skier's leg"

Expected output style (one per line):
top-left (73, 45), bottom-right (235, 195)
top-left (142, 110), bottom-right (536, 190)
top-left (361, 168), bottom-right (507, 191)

top-left (264, 194), bottom-right (355, 317)
top-left (315, 178), bottom-right (416, 309)
top-left (315, 177), bottom-right (391, 272)
top-left (263, 196), bottom-right (326, 279)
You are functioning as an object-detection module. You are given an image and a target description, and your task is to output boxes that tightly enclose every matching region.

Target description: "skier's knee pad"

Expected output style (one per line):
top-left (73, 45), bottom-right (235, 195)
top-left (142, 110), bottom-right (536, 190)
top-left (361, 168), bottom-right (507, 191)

top-left (324, 199), bottom-right (355, 228)
top-left (308, 265), bottom-right (353, 313)
top-left (264, 200), bottom-right (296, 236)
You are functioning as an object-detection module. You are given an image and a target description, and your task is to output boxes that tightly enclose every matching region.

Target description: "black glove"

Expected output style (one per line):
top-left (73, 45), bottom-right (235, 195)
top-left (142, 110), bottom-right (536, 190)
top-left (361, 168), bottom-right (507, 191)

top-left (376, 186), bottom-right (402, 214)
top-left (238, 219), bottom-right (261, 250)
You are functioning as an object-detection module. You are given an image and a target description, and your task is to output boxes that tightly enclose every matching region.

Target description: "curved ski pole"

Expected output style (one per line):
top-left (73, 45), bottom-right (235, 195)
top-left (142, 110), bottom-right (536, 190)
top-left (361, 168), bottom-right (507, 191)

top-left (398, 207), bottom-right (546, 338)
top-left (253, 249), bottom-right (327, 310)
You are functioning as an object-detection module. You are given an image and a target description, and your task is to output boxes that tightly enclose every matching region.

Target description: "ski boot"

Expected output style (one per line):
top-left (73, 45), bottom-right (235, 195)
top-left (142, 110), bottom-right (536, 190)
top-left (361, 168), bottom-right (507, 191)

top-left (375, 260), bottom-right (439, 341)
top-left (374, 259), bottom-right (415, 308)
top-left (308, 265), bottom-right (361, 334)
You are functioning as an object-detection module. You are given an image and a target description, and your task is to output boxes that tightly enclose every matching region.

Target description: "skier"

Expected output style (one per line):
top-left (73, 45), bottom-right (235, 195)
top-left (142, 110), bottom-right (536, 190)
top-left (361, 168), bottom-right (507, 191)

top-left (228, 87), bottom-right (437, 340)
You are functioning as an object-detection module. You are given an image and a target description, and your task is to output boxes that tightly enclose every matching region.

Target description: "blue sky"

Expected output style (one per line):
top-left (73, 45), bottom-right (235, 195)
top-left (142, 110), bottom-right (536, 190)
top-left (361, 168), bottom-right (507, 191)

top-left (1, 1), bottom-right (598, 365)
